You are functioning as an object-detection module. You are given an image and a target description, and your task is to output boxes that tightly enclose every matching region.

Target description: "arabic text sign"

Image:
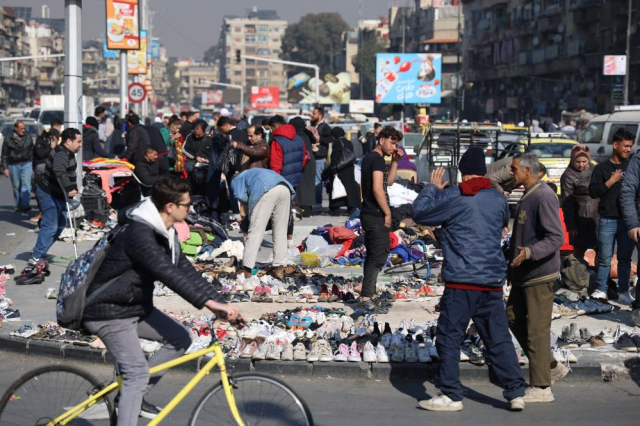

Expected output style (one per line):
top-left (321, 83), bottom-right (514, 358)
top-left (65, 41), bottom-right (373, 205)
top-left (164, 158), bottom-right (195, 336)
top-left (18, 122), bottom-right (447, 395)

top-left (375, 53), bottom-right (442, 104)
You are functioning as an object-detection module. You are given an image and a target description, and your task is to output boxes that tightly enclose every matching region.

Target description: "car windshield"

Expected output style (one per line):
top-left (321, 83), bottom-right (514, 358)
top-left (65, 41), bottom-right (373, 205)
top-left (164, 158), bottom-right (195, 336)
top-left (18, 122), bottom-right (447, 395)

top-left (530, 143), bottom-right (574, 158)
top-left (402, 133), bottom-right (425, 148)
top-left (1, 124), bottom-right (40, 138)
top-left (580, 122), bottom-right (605, 144)
top-left (39, 110), bottom-right (64, 125)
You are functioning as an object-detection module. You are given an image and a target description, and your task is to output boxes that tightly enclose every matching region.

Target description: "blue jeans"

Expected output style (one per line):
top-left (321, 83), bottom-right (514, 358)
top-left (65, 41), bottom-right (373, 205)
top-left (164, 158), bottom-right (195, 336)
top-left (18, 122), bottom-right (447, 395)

top-left (595, 217), bottom-right (634, 293)
top-left (315, 159), bottom-right (325, 207)
top-left (8, 162), bottom-right (32, 209)
top-left (32, 186), bottom-right (68, 259)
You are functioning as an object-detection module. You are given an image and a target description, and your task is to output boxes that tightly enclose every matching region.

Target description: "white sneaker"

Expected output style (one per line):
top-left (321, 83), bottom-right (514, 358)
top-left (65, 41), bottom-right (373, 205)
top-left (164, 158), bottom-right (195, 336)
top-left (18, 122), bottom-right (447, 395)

top-left (418, 393), bottom-right (463, 412)
top-left (363, 341), bottom-right (377, 363)
top-left (280, 342), bottom-right (293, 361)
top-left (590, 290), bottom-right (608, 300)
top-left (523, 386), bottom-right (554, 403)
top-left (252, 341), bottom-right (270, 360)
top-left (348, 342), bottom-right (362, 362)
top-left (317, 339), bottom-right (334, 362)
top-left (306, 342), bottom-right (320, 362)
top-left (333, 343), bottom-right (350, 362)
top-left (425, 338), bottom-right (439, 360)
top-left (618, 292), bottom-right (635, 306)
top-left (460, 349), bottom-right (470, 362)
top-left (598, 327), bottom-right (616, 344)
top-left (184, 336), bottom-right (208, 354)
top-left (376, 343), bottom-right (390, 363)
top-left (293, 343), bottom-right (307, 361)
top-left (417, 345), bottom-right (432, 363)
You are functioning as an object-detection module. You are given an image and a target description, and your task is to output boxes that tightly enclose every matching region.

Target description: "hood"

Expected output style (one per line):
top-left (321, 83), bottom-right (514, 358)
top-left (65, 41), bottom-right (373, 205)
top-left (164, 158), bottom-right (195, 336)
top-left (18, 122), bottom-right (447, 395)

top-left (129, 198), bottom-right (177, 264)
top-left (273, 124), bottom-right (297, 140)
top-left (289, 117), bottom-right (306, 134)
top-left (459, 177), bottom-right (493, 196)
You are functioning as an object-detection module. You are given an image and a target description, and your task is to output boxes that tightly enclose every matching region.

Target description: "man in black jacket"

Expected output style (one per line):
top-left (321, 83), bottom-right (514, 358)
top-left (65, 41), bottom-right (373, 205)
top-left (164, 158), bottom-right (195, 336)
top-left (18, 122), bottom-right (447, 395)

top-left (83, 117), bottom-right (113, 161)
top-left (143, 124), bottom-right (169, 175)
top-left (30, 128), bottom-right (82, 266)
top-left (183, 120), bottom-right (212, 196)
top-left (179, 111), bottom-right (196, 140)
top-left (123, 113), bottom-right (150, 166)
top-left (83, 176), bottom-right (240, 423)
top-left (136, 148), bottom-right (159, 196)
top-left (31, 122), bottom-right (61, 223)
top-left (1, 120), bottom-right (35, 211)
top-left (311, 107), bottom-right (329, 208)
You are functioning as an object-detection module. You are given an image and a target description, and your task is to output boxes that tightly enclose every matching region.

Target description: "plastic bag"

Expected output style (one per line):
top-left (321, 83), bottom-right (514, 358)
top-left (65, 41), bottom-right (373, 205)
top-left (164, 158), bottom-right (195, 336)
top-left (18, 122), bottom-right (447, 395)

top-left (305, 235), bottom-right (328, 252)
top-left (311, 244), bottom-right (343, 258)
top-left (332, 176), bottom-right (347, 199)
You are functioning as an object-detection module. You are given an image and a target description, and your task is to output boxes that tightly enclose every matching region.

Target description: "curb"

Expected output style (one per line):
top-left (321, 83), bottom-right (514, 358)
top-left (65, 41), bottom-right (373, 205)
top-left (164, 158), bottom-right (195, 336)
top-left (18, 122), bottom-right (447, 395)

top-left (0, 334), bottom-right (630, 382)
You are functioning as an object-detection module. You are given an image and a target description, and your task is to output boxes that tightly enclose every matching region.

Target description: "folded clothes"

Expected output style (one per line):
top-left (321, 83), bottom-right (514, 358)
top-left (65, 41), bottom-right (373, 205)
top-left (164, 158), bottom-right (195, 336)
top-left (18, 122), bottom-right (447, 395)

top-left (558, 297), bottom-right (615, 314)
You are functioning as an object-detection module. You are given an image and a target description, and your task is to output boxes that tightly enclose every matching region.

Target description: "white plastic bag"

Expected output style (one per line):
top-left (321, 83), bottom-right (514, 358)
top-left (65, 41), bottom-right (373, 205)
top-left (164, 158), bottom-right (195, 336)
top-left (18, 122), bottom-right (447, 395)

top-left (332, 176), bottom-right (347, 199)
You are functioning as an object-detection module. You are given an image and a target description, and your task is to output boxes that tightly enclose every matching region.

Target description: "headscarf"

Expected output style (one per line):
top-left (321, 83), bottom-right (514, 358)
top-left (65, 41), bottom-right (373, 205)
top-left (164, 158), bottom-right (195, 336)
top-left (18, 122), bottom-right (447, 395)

top-left (289, 116), bottom-right (306, 134)
top-left (570, 144), bottom-right (590, 162)
top-left (330, 126), bottom-right (345, 139)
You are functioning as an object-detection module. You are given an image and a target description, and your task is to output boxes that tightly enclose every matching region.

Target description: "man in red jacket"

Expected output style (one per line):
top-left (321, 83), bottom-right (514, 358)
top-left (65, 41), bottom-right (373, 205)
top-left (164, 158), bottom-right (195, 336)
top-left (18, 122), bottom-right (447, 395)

top-left (267, 115), bottom-right (308, 187)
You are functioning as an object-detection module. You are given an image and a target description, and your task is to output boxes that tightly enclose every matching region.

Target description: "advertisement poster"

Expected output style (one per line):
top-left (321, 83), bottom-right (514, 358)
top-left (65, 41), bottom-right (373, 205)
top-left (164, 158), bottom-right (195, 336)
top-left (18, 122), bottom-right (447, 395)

top-left (375, 53), bottom-right (442, 104)
top-left (603, 55), bottom-right (627, 76)
top-left (251, 86), bottom-right (280, 109)
top-left (349, 99), bottom-right (375, 114)
top-left (105, 0), bottom-right (140, 50)
top-left (149, 38), bottom-right (161, 60)
top-left (103, 39), bottom-right (118, 59)
top-left (128, 30), bottom-right (147, 75)
top-left (201, 90), bottom-right (224, 105)
top-left (287, 72), bottom-right (351, 105)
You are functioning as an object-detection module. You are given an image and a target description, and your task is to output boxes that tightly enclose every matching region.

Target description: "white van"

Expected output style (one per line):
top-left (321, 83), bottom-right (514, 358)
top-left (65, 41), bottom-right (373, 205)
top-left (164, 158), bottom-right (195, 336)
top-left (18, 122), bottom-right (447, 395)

top-left (580, 105), bottom-right (640, 163)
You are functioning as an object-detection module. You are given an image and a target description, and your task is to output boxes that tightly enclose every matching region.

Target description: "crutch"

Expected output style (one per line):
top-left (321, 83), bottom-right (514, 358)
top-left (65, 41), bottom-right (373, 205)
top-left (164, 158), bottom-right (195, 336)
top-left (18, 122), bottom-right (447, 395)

top-left (57, 176), bottom-right (80, 259)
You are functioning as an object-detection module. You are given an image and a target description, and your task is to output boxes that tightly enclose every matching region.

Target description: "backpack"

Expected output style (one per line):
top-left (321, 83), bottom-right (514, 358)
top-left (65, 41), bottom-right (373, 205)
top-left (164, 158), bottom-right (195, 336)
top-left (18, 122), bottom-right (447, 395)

top-left (56, 225), bottom-right (128, 330)
top-left (560, 254), bottom-right (590, 296)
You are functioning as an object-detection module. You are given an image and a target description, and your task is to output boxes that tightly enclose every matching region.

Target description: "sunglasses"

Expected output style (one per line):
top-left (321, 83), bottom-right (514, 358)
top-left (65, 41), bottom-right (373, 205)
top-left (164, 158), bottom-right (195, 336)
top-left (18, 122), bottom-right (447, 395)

top-left (572, 145), bottom-right (590, 153)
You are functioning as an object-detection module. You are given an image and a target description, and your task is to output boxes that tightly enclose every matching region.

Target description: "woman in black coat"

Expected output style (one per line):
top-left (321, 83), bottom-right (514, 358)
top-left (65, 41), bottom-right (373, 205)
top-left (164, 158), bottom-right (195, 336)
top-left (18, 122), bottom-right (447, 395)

top-left (324, 126), bottom-right (361, 215)
top-left (289, 117), bottom-right (316, 217)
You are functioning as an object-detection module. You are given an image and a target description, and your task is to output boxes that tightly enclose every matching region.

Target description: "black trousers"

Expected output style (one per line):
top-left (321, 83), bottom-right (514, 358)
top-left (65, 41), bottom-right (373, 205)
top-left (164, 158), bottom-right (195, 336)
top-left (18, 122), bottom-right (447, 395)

top-left (361, 213), bottom-right (389, 298)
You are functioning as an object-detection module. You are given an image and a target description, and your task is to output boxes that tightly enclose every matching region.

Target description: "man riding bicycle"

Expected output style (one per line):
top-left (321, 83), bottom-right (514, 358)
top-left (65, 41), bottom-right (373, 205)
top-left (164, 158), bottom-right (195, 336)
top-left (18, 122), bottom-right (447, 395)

top-left (83, 176), bottom-right (241, 425)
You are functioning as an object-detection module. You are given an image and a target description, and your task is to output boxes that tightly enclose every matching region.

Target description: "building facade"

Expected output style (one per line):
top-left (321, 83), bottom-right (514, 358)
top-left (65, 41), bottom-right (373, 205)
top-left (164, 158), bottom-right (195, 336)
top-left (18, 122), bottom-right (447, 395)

top-left (0, 7), bottom-right (36, 109)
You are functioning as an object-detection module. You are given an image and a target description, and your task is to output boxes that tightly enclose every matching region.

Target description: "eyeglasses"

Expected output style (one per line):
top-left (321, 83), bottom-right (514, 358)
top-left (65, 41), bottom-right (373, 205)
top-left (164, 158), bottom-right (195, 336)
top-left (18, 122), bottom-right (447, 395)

top-left (572, 145), bottom-right (590, 153)
top-left (175, 202), bottom-right (190, 209)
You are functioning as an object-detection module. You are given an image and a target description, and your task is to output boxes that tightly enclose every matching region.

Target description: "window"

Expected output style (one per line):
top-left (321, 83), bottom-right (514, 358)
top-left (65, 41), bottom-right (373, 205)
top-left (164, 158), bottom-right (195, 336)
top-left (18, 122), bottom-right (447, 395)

top-left (245, 35), bottom-right (255, 43)
top-left (607, 124), bottom-right (639, 145)
top-left (246, 59), bottom-right (255, 65)
top-left (257, 35), bottom-right (268, 44)
top-left (246, 69), bottom-right (256, 76)
top-left (246, 47), bottom-right (256, 54)
top-left (258, 26), bottom-right (269, 32)
top-left (272, 49), bottom-right (279, 54)
top-left (234, 70), bottom-right (242, 76)
top-left (257, 48), bottom-right (270, 55)
top-left (234, 27), bottom-right (241, 32)
top-left (580, 122), bottom-right (605, 144)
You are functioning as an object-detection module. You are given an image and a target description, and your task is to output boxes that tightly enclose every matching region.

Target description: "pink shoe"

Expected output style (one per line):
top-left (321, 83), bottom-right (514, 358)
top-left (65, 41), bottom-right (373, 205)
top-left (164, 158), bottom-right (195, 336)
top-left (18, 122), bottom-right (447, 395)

top-left (254, 285), bottom-right (264, 294)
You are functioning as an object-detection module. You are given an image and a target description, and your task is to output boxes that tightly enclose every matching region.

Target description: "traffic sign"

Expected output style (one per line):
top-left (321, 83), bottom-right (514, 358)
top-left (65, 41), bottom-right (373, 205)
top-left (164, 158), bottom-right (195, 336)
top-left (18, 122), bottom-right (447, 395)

top-left (128, 82), bottom-right (146, 103)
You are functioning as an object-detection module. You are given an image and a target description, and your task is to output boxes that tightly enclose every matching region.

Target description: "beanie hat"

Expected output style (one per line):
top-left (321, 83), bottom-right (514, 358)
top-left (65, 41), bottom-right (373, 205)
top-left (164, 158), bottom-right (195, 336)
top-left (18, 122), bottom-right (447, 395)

top-left (458, 147), bottom-right (487, 176)
top-left (85, 116), bottom-right (99, 130)
top-left (48, 128), bottom-right (60, 139)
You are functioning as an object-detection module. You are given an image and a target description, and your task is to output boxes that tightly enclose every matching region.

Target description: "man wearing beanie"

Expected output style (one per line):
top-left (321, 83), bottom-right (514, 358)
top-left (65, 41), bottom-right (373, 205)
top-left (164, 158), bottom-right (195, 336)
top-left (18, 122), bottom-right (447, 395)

top-left (83, 116), bottom-right (113, 161)
top-left (412, 147), bottom-right (526, 412)
top-left (508, 152), bottom-right (565, 403)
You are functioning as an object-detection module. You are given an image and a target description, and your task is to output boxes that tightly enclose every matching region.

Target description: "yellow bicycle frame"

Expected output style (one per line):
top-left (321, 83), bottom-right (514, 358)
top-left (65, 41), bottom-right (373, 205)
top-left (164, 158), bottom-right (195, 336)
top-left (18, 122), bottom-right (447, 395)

top-left (48, 342), bottom-right (245, 426)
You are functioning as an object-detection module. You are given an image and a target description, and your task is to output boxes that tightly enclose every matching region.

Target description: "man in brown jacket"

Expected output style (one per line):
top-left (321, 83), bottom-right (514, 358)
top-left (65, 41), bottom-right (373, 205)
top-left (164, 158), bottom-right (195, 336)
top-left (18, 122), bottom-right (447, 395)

top-left (508, 152), bottom-right (568, 404)
top-left (232, 125), bottom-right (269, 171)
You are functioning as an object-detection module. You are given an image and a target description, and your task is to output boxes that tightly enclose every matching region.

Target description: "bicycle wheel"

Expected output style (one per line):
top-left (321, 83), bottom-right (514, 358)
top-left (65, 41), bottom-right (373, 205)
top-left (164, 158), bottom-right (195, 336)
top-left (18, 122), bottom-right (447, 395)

top-left (0, 365), bottom-right (115, 425)
top-left (189, 372), bottom-right (313, 426)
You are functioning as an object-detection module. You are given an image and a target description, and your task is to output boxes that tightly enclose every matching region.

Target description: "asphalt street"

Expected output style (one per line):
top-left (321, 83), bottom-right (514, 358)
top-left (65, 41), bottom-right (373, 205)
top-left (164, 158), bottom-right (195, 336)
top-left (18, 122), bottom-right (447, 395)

top-left (0, 175), bottom-right (38, 262)
top-left (0, 352), bottom-right (639, 426)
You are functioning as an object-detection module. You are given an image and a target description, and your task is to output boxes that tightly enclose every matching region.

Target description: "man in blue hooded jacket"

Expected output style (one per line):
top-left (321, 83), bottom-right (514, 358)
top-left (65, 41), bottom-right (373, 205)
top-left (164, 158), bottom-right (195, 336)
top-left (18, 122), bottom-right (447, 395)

top-left (412, 147), bottom-right (526, 412)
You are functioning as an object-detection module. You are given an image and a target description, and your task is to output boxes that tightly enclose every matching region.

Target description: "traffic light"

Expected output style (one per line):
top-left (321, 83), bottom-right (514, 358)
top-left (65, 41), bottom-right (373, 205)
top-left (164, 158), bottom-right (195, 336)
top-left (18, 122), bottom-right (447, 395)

top-left (236, 50), bottom-right (241, 64)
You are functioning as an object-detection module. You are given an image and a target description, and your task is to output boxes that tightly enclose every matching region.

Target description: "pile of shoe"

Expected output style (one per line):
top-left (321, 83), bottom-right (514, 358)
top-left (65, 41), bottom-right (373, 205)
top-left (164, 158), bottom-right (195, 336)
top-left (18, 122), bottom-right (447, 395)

top-left (0, 274), bottom-right (20, 323)
top-left (9, 322), bottom-right (95, 345)
top-left (557, 323), bottom-right (594, 348)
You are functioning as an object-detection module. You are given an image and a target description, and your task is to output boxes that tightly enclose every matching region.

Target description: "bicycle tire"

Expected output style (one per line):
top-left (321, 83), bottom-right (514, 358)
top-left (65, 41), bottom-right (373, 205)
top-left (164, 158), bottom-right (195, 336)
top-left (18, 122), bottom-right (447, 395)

top-left (189, 372), bottom-right (314, 426)
top-left (0, 365), bottom-right (115, 426)
top-left (383, 259), bottom-right (428, 275)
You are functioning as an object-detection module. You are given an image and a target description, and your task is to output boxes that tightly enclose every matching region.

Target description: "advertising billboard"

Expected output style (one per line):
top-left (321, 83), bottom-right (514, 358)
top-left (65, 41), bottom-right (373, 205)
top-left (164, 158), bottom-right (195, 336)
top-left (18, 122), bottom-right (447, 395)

top-left (287, 72), bottom-right (351, 105)
top-left (603, 55), bottom-right (627, 76)
top-left (375, 53), bottom-right (442, 104)
top-left (105, 0), bottom-right (140, 50)
top-left (202, 90), bottom-right (224, 105)
top-left (128, 30), bottom-right (147, 75)
top-left (349, 100), bottom-right (375, 114)
top-left (251, 86), bottom-right (280, 109)
top-left (149, 38), bottom-right (161, 60)
top-left (103, 39), bottom-right (118, 59)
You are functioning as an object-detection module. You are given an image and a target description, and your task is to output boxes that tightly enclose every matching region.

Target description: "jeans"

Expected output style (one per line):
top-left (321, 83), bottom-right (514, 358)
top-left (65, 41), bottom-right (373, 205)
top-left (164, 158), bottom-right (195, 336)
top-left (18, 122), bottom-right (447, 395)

top-left (84, 308), bottom-right (191, 426)
top-left (361, 213), bottom-right (390, 298)
top-left (315, 159), bottom-right (325, 207)
top-left (8, 161), bottom-right (32, 209)
top-left (595, 216), bottom-right (634, 294)
top-left (32, 187), bottom-right (68, 259)
top-left (436, 288), bottom-right (525, 402)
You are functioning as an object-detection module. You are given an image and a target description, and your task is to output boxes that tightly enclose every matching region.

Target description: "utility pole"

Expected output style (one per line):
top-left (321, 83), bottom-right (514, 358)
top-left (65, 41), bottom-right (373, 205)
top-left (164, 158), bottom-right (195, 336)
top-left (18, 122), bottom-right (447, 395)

top-left (359, 0), bottom-right (363, 100)
top-left (455, 2), bottom-right (461, 120)
top-left (64, 0), bottom-right (83, 187)
top-left (140, 0), bottom-right (149, 119)
top-left (624, 0), bottom-right (633, 105)
top-left (120, 52), bottom-right (128, 117)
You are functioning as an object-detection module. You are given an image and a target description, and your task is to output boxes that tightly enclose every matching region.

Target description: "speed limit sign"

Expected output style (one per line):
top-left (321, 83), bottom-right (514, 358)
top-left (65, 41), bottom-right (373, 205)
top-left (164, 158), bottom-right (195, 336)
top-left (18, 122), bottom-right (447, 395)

top-left (128, 83), bottom-right (147, 104)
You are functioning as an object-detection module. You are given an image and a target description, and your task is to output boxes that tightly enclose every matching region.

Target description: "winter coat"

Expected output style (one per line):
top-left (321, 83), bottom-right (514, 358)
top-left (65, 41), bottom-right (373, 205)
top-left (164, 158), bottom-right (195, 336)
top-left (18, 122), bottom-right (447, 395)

top-left (621, 153), bottom-right (640, 231)
top-left (183, 134), bottom-right (213, 162)
top-left (135, 160), bottom-right (159, 196)
top-left (38, 144), bottom-right (77, 199)
top-left (314, 123), bottom-right (330, 159)
top-left (560, 164), bottom-right (598, 249)
top-left (33, 131), bottom-right (53, 170)
top-left (1, 132), bottom-right (34, 170)
top-left (83, 199), bottom-right (224, 321)
top-left (412, 178), bottom-right (509, 287)
top-left (123, 124), bottom-right (150, 166)
top-left (327, 136), bottom-right (361, 209)
top-left (270, 124), bottom-right (307, 187)
top-left (291, 117), bottom-right (317, 207)
top-left (180, 120), bottom-right (194, 140)
top-left (235, 139), bottom-right (270, 171)
top-left (83, 125), bottom-right (112, 162)
top-left (108, 119), bottom-right (126, 157)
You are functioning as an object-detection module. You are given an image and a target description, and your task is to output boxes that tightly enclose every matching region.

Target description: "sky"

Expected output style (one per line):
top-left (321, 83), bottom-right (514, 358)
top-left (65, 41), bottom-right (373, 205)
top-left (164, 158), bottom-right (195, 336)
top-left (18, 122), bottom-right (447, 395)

top-left (5, 0), bottom-right (394, 58)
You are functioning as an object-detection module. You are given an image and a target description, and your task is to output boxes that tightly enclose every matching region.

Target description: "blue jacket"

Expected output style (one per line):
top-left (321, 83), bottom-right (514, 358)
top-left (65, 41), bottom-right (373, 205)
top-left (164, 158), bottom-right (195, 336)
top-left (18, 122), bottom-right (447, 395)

top-left (231, 168), bottom-right (296, 217)
top-left (271, 124), bottom-right (304, 187)
top-left (412, 179), bottom-right (509, 287)
top-left (621, 153), bottom-right (640, 230)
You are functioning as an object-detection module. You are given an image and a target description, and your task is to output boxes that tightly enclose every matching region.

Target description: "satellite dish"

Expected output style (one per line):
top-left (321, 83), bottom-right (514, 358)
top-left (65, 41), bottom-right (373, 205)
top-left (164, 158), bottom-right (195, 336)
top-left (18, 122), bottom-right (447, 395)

top-left (533, 37), bottom-right (540, 46)
top-left (558, 24), bottom-right (565, 33)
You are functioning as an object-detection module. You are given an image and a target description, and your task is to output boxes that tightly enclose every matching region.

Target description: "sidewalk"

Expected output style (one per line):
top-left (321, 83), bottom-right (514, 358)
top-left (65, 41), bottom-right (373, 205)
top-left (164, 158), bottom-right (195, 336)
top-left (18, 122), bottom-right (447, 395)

top-left (1, 216), bottom-right (639, 382)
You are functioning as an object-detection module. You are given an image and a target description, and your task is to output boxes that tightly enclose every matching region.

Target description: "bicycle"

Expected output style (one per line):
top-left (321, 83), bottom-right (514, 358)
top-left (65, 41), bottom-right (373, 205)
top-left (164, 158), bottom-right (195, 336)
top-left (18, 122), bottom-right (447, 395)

top-left (0, 316), bottom-right (314, 426)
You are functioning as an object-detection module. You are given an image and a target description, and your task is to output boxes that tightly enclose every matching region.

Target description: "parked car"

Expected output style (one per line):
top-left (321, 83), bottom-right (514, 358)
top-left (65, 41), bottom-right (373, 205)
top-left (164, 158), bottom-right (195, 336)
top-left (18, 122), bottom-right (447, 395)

top-left (580, 105), bottom-right (640, 164)
top-left (0, 119), bottom-right (43, 148)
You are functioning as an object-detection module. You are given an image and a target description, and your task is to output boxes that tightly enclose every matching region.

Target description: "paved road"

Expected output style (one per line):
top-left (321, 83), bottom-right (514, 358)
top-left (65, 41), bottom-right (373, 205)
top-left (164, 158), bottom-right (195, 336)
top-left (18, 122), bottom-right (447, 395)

top-left (0, 175), bottom-right (38, 262)
top-left (0, 352), bottom-right (639, 426)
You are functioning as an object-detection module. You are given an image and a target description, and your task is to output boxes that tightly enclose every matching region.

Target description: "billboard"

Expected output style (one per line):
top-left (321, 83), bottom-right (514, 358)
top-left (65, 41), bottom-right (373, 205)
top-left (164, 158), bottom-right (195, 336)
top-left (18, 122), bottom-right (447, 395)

top-left (103, 39), bottom-right (118, 59)
top-left (251, 86), bottom-right (280, 109)
top-left (202, 90), bottom-right (224, 105)
top-left (128, 30), bottom-right (147, 75)
top-left (349, 100), bottom-right (374, 114)
top-left (604, 55), bottom-right (627, 76)
top-left (375, 53), bottom-right (442, 104)
top-left (149, 38), bottom-right (161, 60)
top-left (287, 72), bottom-right (351, 105)
top-left (105, 0), bottom-right (140, 50)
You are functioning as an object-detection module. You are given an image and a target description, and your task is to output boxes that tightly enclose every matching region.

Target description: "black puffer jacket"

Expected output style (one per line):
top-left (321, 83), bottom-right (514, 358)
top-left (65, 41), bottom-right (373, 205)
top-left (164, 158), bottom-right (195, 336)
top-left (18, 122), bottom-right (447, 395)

top-left (83, 210), bottom-right (224, 321)
top-left (1, 132), bottom-right (34, 170)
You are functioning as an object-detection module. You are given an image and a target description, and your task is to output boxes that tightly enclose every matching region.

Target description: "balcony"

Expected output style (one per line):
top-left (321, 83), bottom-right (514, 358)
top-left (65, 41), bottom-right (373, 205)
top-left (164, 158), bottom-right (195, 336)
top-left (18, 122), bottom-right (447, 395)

top-left (573, 7), bottom-right (600, 24)
top-left (532, 48), bottom-right (545, 63)
top-left (545, 44), bottom-right (562, 60)
top-left (567, 39), bottom-right (585, 56)
top-left (569, 0), bottom-right (602, 10)
top-left (519, 50), bottom-right (531, 65)
top-left (538, 16), bottom-right (563, 33)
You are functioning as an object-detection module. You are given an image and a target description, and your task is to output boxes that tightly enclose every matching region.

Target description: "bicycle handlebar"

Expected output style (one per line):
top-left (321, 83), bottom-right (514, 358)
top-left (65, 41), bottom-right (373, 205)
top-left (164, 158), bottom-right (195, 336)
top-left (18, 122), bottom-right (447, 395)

top-left (216, 310), bottom-right (246, 328)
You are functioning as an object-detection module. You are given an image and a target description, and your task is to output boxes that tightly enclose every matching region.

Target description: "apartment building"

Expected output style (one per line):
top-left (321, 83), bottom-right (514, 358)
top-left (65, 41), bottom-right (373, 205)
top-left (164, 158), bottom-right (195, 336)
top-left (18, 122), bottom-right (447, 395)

top-left (0, 7), bottom-right (36, 108)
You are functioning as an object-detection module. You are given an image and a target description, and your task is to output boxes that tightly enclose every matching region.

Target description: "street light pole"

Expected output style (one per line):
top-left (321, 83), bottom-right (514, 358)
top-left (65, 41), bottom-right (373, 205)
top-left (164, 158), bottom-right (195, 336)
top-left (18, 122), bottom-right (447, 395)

top-left (624, 0), bottom-right (633, 105)
top-left (64, 0), bottom-right (83, 187)
top-left (120, 52), bottom-right (128, 117)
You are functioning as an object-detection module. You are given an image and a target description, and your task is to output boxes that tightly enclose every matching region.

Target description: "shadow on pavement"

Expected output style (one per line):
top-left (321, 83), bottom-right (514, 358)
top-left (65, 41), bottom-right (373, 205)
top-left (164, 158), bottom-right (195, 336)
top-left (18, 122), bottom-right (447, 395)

top-left (0, 205), bottom-right (38, 232)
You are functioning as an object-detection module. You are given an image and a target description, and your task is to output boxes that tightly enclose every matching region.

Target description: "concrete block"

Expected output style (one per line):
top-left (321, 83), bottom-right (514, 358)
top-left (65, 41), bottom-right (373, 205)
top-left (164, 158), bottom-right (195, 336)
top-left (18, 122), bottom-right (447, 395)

top-left (254, 360), bottom-right (311, 377)
top-left (312, 361), bottom-right (369, 379)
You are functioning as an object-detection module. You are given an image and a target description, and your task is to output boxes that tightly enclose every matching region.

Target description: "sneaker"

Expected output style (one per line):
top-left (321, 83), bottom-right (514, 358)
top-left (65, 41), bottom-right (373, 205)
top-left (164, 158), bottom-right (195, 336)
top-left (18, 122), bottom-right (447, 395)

top-left (425, 338), bottom-right (439, 360)
top-left (509, 397), bottom-right (525, 412)
top-left (252, 341), bottom-right (270, 360)
top-left (0, 308), bottom-right (20, 321)
top-left (363, 341), bottom-right (377, 363)
top-left (280, 342), bottom-right (294, 361)
top-left (348, 342), bottom-right (362, 362)
top-left (618, 292), bottom-right (635, 306)
top-left (306, 342), bottom-right (320, 362)
top-left (391, 343), bottom-right (405, 362)
top-left (459, 349), bottom-right (470, 362)
top-left (632, 309), bottom-right (640, 327)
top-left (140, 339), bottom-right (162, 354)
top-left (317, 339), bottom-right (333, 362)
top-left (240, 341), bottom-right (258, 359)
top-left (616, 333), bottom-right (638, 352)
top-left (380, 332), bottom-right (393, 349)
top-left (523, 386), bottom-right (554, 403)
top-left (418, 393), bottom-right (463, 412)
top-left (333, 343), bottom-right (350, 362)
top-left (356, 298), bottom-right (387, 313)
top-left (265, 342), bottom-right (282, 360)
top-left (14, 273), bottom-right (45, 286)
top-left (461, 341), bottom-right (486, 366)
top-left (417, 345), bottom-right (432, 363)
top-left (376, 343), bottom-right (390, 363)
top-left (598, 327), bottom-right (616, 344)
top-left (590, 290), bottom-right (608, 300)
top-left (293, 343), bottom-right (307, 361)
top-left (404, 342), bottom-right (419, 363)
top-left (550, 360), bottom-right (571, 384)
top-left (140, 399), bottom-right (162, 419)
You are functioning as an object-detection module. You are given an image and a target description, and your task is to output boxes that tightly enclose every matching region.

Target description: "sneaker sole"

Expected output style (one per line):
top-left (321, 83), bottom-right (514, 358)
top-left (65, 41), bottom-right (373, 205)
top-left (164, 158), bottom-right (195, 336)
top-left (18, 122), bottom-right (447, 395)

top-left (418, 402), bottom-right (463, 412)
top-left (139, 411), bottom-right (159, 420)
top-left (523, 396), bottom-right (554, 403)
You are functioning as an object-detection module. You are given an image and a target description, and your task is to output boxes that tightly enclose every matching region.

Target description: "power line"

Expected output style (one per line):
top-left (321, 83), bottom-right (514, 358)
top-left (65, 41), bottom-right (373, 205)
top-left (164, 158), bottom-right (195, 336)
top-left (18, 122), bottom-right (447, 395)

top-left (153, 12), bottom-right (209, 53)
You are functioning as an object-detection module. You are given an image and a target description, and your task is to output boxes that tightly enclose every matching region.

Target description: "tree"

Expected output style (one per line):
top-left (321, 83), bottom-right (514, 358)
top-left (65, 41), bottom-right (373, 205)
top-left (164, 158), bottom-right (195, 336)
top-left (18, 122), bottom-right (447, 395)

top-left (353, 36), bottom-right (387, 100)
top-left (203, 44), bottom-right (217, 63)
top-left (281, 13), bottom-right (350, 73)
top-left (166, 61), bottom-right (181, 104)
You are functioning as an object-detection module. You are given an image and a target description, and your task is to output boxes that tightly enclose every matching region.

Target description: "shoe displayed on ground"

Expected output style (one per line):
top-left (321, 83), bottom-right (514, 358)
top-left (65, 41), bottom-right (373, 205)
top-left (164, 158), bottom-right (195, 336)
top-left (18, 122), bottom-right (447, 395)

top-left (356, 298), bottom-right (387, 313)
top-left (616, 333), bottom-right (638, 352)
top-left (280, 342), bottom-right (294, 361)
top-left (317, 339), bottom-right (333, 362)
top-left (140, 399), bottom-right (163, 419)
top-left (293, 342), bottom-right (307, 361)
top-left (523, 386), bottom-right (554, 403)
top-left (0, 308), bottom-right (21, 321)
top-left (306, 342), bottom-right (320, 362)
top-left (376, 343), bottom-right (390, 363)
top-left (363, 341), bottom-right (377, 363)
top-left (461, 341), bottom-right (486, 366)
top-left (598, 327), bottom-right (616, 344)
top-left (404, 342), bottom-right (418, 363)
top-left (590, 290), bottom-right (608, 300)
top-left (459, 349), bottom-right (470, 362)
top-left (550, 360), bottom-right (571, 384)
top-left (632, 309), bottom-right (640, 327)
top-left (240, 341), bottom-right (258, 358)
top-left (348, 341), bottom-right (362, 362)
top-left (509, 397), bottom-right (525, 412)
top-left (252, 341), bottom-right (270, 360)
top-left (417, 345), bottom-right (432, 363)
top-left (333, 343), bottom-right (350, 362)
top-left (265, 342), bottom-right (281, 360)
top-left (391, 343), bottom-right (405, 362)
top-left (418, 393), bottom-right (463, 412)
top-left (617, 291), bottom-right (635, 306)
